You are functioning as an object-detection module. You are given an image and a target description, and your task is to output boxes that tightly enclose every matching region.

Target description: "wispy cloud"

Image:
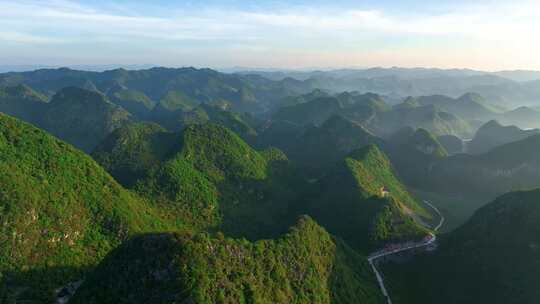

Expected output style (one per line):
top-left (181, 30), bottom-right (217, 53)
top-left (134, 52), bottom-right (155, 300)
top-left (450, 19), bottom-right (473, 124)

top-left (0, 31), bottom-right (68, 44)
top-left (0, 0), bottom-right (539, 69)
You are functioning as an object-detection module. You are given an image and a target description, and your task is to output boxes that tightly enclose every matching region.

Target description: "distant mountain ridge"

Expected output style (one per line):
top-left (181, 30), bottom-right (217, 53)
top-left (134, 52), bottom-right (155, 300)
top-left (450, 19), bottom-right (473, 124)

top-left (235, 67), bottom-right (540, 107)
top-left (0, 66), bottom-right (318, 113)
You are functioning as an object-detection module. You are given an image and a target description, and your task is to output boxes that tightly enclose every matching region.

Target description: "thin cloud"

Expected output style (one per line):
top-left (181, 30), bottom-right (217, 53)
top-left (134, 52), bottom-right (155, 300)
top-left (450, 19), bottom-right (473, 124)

top-left (0, 31), bottom-right (68, 44)
top-left (0, 0), bottom-right (539, 69)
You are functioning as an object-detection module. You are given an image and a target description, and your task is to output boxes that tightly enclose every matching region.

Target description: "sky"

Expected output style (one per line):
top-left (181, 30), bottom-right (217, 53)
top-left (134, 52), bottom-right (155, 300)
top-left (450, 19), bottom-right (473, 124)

top-left (1, 0), bottom-right (539, 71)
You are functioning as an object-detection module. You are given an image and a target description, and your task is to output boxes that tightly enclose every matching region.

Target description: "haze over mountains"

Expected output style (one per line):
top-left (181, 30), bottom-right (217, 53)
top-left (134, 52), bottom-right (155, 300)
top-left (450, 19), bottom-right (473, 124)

top-left (2, 65), bottom-right (540, 303)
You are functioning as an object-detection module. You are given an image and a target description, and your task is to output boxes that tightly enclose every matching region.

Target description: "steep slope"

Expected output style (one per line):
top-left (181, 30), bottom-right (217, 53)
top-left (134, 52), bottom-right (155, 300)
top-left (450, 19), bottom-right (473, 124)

top-left (0, 113), bottom-right (178, 302)
top-left (414, 93), bottom-right (501, 121)
top-left (388, 128), bottom-right (447, 158)
top-left (278, 89), bottom-right (330, 108)
top-left (41, 87), bottom-right (132, 152)
top-left (149, 102), bottom-right (257, 141)
top-left (0, 86), bottom-right (132, 152)
top-left (107, 86), bottom-right (156, 119)
top-left (498, 106), bottom-right (540, 129)
top-left (436, 134), bottom-right (464, 154)
top-left (156, 90), bottom-right (199, 112)
top-left (424, 134), bottom-right (540, 199)
top-left (285, 115), bottom-right (385, 175)
top-left (91, 122), bottom-right (181, 187)
top-left (468, 120), bottom-right (540, 154)
top-left (304, 145), bottom-right (430, 254)
top-left (0, 67), bottom-right (316, 113)
top-left (336, 92), bottom-right (390, 112)
top-left (272, 97), bottom-right (342, 126)
top-left (271, 93), bottom-right (388, 129)
top-left (379, 104), bottom-right (473, 138)
top-left (70, 216), bottom-right (384, 304)
top-left (0, 84), bottom-right (48, 123)
top-left (254, 119), bottom-right (308, 154)
top-left (406, 128), bottom-right (448, 157)
top-left (94, 123), bottom-right (301, 239)
top-left (384, 188), bottom-right (540, 304)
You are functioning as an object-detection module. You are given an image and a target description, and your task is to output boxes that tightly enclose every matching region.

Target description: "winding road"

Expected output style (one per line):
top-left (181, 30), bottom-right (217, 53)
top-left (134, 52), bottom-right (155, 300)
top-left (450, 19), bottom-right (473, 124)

top-left (367, 200), bottom-right (445, 304)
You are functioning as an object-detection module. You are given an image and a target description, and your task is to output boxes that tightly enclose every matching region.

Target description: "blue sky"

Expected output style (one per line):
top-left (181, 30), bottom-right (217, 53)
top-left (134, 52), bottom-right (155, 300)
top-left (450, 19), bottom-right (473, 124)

top-left (1, 0), bottom-right (539, 70)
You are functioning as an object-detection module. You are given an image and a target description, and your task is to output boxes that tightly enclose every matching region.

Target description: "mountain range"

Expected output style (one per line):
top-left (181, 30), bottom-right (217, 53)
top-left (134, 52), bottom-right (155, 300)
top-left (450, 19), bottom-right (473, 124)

top-left (3, 66), bottom-right (540, 303)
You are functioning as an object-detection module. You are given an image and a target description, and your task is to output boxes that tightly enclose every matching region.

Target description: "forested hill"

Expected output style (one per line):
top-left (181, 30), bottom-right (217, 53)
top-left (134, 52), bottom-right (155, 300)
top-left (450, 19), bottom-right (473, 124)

top-left (0, 113), bottom-right (182, 302)
top-left (71, 216), bottom-right (384, 304)
top-left (384, 188), bottom-right (540, 304)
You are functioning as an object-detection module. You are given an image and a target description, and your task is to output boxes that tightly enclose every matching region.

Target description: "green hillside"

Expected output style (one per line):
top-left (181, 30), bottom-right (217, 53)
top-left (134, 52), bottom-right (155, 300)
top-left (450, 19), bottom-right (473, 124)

top-left (271, 93), bottom-right (388, 130)
top-left (380, 104), bottom-right (473, 138)
top-left (41, 87), bottom-right (132, 152)
top-left (70, 216), bottom-right (384, 304)
top-left (282, 115), bottom-right (385, 176)
top-left (413, 92), bottom-right (501, 121)
top-left (278, 89), bottom-right (330, 107)
top-left (407, 128), bottom-right (448, 157)
top-left (437, 135), bottom-right (463, 154)
top-left (108, 86), bottom-right (155, 118)
top-left (95, 123), bottom-right (302, 239)
top-left (0, 113), bottom-right (179, 302)
top-left (91, 122), bottom-right (181, 187)
top-left (304, 145), bottom-right (430, 254)
top-left (425, 134), bottom-right (540, 199)
top-left (0, 86), bottom-right (132, 152)
top-left (499, 106), bottom-right (540, 129)
top-left (0, 84), bottom-right (47, 123)
top-left (0, 67), bottom-right (316, 113)
top-left (384, 188), bottom-right (540, 304)
top-left (389, 127), bottom-right (447, 157)
top-left (273, 97), bottom-right (342, 126)
top-left (156, 90), bottom-right (199, 112)
top-left (149, 101), bottom-right (257, 140)
top-left (468, 120), bottom-right (539, 154)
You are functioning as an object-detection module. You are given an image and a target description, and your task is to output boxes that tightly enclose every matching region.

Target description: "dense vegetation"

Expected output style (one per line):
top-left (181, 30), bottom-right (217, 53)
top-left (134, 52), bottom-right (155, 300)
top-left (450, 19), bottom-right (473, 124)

top-left (108, 86), bottom-right (156, 119)
top-left (94, 122), bottom-right (302, 239)
top-left (405, 128), bottom-right (448, 157)
top-left (260, 115), bottom-right (385, 176)
top-left (0, 86), bottom-right (132, 152)
top-left (436, 135), bottom-right (463, 154)
top-left (303, 145), bottom-right (430, 254)
top-left (468, 120), bottom-right (539, 154)
top-left (419, 134), bottom-right (540, 200)
top-left (383, 188), bottom-right (540, 304)
top-left (41, 87), bottom-right (132, 152)
top-left (4, 65), bottom-right (540, 303)
top-left (0, 113), bottom-right (180, 302)
top-left (0, 84), bottom-right (47, 122)
top-left (71, 216), bottom-right (384, 304)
